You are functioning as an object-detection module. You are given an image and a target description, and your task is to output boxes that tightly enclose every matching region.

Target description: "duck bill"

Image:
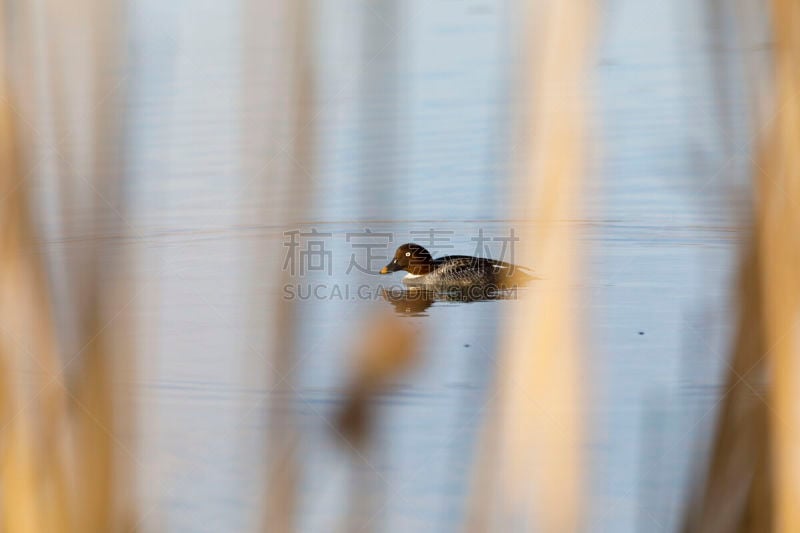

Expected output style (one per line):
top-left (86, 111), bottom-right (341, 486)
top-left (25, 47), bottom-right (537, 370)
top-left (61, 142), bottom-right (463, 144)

top-left (380, 260), bottom-right (400, 274)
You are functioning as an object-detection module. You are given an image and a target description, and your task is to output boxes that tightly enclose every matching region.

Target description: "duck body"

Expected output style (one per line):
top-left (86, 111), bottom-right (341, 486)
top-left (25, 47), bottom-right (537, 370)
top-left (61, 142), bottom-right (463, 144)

top-left (380, 243), bottom-right (535, 290)
top-left (401, 255), bottom-right (529, 288)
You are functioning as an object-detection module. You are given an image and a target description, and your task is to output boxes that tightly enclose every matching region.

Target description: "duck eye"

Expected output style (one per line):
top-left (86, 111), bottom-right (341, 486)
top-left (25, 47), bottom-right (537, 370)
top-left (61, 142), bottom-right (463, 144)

top-left (405, 252), bottom-right (411, 257)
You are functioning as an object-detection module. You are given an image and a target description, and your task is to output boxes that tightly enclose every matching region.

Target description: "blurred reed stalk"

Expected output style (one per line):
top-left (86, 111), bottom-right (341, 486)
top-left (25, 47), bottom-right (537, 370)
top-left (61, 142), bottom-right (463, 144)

top-left (684, 1), bottom-right (800, 530)
top-left (70, 2), bottom-right (134, 529)
top-left (0, 34), bottom-right (71, 533)
top-left (682, 241), bottom-right (772, 532)
top-left (335, 311), bottom-right (419, 532)
top-left (0, 1), bottom-right (134, 531)
top-left (757, 0), bottom-right (800, 528)
top-left (466, 2), bottom-right (593, 531)
top-left (240, 0), bottom-right (314, 529)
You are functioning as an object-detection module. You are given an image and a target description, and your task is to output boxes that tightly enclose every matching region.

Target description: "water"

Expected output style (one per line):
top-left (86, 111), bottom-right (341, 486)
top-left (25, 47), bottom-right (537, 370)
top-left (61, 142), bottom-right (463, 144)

top-left (28, 0), bottom-right (756, 531)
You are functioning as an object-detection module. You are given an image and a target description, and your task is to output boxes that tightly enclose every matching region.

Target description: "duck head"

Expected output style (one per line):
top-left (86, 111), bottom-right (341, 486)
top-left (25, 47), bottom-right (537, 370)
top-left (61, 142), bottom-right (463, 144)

top-left (380, 243), bottom-right (434, 275)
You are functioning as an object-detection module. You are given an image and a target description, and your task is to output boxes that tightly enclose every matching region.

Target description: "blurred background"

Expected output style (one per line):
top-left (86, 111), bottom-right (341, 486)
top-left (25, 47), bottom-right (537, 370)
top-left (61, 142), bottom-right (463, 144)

top-left (1, 0), bottom-right (798, 532)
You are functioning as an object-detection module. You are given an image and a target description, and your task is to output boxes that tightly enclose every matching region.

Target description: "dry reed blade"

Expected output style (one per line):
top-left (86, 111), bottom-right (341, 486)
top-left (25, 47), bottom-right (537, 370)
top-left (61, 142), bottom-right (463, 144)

top-left (759, 1), bottom-right (800, 529)
top-left (682, 240), bottom-right (772, 532)
top-left (466, 2), bottom-right (593, 531)
top-left (0, 9), bottom-right (72, 531)
top-left (0, 1), bottom-right (134, 530)
top-left (684, 1), bottom-right (800, 530)
top-left (240, 0), bottom-right (315, 529)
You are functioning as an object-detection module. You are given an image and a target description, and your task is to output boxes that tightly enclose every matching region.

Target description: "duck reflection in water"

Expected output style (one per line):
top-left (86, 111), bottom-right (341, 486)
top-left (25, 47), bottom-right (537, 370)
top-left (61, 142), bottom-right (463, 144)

top-left (380, 286), bottom-right (518, 316)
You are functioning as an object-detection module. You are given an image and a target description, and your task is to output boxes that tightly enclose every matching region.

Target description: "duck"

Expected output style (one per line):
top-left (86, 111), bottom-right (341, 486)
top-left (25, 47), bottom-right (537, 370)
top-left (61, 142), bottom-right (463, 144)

top-left (379, 243), bottom-right (536, 290)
